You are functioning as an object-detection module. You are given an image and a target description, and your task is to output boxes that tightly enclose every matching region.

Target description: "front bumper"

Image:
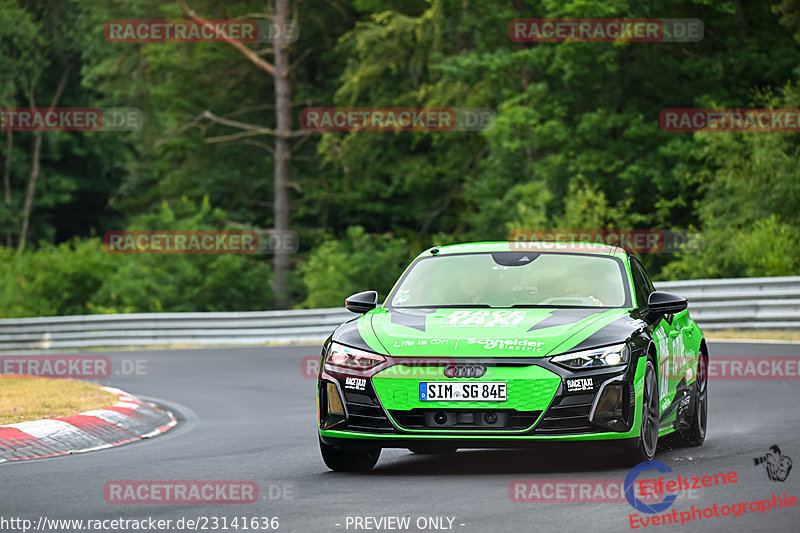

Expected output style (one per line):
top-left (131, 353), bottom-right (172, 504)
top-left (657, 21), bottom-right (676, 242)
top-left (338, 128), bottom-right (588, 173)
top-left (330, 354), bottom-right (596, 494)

top-left (319, 432), bottom-right (642, 451)
top-left (318, 355), bottom-right (646, 447)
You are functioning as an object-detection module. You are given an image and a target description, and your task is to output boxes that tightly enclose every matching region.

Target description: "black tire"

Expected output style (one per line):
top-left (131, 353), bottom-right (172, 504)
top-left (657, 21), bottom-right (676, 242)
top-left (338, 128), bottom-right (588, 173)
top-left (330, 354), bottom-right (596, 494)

top-left (619, 357), bottom-right (659, 466)
top-left (676, 351), bottom-right (708, 447)
top-left (408, 446), bottom-right (458, 455)
top-left (319, 437), bottom-right (380, 472)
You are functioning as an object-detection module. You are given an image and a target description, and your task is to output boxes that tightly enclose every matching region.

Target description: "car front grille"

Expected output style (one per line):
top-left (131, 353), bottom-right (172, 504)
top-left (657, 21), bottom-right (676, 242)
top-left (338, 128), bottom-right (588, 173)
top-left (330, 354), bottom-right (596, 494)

top-left (342, 390), bottom-right (394, 433)
top-left (534, 393), bottom-right (603, 435)
top-left (389, 409), bottom-right (542, 431)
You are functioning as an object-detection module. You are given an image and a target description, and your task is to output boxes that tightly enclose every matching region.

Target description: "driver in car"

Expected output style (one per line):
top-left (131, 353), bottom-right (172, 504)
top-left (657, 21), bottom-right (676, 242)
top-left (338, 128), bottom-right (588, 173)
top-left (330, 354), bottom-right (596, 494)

top-left (562, 277), bottom-right (604, 305)
top-left (457, 268), bottom-right (492, 304)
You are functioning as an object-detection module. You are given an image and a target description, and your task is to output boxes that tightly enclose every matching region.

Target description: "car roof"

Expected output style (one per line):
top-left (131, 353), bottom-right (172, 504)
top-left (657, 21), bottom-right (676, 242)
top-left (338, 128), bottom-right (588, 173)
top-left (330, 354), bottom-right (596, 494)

top-left (419, 241), bottom-right (629, 258)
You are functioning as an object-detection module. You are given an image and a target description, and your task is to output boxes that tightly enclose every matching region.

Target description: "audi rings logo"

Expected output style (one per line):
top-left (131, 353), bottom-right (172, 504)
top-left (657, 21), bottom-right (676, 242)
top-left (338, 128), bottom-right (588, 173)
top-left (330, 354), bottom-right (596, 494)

top-left (444, 364), bottom-right (486, 378)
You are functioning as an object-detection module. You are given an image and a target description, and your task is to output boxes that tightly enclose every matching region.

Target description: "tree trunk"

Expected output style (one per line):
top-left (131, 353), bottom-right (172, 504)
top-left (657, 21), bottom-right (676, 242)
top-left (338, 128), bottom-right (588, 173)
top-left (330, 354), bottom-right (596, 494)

top-left (178, 0), bottom-right (293, 308)
top-left (272, 0), bottom-right (292, 308)
top-left (18, 64), bottom-right (71, 252)
top-left (18, 131), bottom-right (42, 252)
top-left (3, 131), bottom-right (12, 247)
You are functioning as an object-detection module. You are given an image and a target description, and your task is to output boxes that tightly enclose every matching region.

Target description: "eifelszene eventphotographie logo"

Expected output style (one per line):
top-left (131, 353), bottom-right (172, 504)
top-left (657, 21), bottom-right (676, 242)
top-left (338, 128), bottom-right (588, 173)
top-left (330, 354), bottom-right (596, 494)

top-left (754, 445), bottom-right (793, 482)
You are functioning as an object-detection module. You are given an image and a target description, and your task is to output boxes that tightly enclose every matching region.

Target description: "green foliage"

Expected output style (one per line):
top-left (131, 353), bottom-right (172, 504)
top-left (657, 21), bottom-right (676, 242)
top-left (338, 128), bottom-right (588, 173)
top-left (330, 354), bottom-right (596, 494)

top-left (298, 226), bottom-right (413, 308)
top-left (0, 198), bottom-right (274, 317)
top-left (2, 0), bottom-right (800, 318)
top-left (89, 198), bottom-right (275, 313)
top-left (659, 82), bottom-right (800, 280)
top-left (0, 1), bottom-right (45, 103)
top-left (0, 238), bottom-right (111, 318)
top-left (661, 216), bottom-right (800, 279)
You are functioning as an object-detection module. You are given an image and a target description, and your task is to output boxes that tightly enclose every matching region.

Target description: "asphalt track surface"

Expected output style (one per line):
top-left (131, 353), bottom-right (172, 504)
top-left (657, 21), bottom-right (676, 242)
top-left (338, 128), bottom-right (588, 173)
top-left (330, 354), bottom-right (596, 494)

top-left (2, 341), bottom-right (799, 533)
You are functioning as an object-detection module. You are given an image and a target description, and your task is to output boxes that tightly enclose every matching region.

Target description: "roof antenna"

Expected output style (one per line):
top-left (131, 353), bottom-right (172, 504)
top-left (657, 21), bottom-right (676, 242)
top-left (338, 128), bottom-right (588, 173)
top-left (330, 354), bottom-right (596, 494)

top-left (430, 247), bottom-right (440, 255)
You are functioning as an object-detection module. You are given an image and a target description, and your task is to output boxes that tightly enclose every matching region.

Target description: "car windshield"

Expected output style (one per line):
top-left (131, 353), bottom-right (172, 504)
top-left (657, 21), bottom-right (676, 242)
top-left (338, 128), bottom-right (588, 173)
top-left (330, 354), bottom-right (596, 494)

top-left (388, 252), bottom-right (629, 308)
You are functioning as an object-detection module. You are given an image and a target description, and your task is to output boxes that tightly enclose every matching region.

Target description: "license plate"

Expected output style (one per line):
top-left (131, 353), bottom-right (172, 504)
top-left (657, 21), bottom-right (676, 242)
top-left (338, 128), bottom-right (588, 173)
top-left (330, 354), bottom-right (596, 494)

top-left (419, 382), bottom-right (507, 401)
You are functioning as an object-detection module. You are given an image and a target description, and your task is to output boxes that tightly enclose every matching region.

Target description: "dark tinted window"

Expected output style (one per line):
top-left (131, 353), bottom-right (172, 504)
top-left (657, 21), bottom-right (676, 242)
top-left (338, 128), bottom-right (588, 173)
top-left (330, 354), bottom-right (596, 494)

top-left (629, 258), bottom-right (652, 308)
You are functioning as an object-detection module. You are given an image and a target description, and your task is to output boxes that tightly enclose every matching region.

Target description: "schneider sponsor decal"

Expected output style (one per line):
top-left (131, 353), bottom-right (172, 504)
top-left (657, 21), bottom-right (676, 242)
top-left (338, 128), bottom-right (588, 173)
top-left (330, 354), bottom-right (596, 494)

top-left (466, 338), bottom-right (546, 352)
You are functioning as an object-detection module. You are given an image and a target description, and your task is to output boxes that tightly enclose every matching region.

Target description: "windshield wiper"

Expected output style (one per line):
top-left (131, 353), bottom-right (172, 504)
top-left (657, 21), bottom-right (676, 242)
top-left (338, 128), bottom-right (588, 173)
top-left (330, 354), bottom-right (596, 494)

top-left (510, 304), bottom-right (615, 308)
top-left (393, 304), bottom-right (493, 309)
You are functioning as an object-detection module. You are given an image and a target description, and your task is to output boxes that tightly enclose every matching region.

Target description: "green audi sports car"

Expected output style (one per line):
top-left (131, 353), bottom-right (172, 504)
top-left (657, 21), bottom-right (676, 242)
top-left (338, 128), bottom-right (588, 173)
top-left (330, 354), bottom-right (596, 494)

top-left (317, 242), bottom-right (708, 471)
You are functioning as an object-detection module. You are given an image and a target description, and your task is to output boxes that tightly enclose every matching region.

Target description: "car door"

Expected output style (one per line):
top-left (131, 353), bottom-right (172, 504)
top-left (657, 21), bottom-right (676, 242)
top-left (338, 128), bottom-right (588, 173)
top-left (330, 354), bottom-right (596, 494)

top-left (630, 258), bottom-right (678, 415)
top-left (664, 290), bottom-right (701, 389)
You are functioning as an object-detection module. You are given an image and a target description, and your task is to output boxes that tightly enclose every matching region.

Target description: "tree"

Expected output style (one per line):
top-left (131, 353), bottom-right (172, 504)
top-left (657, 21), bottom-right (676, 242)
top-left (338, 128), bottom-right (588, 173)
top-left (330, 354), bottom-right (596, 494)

top-left (173, 0), bottom-right (306, 308)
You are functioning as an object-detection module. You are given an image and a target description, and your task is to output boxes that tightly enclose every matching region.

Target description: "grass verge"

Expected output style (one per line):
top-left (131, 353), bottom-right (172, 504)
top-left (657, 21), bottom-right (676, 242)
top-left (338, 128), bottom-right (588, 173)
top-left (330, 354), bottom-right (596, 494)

top-left (704, 329), bottom-right (800, 342)
top-left (0, 377), bottom-right (118, 425)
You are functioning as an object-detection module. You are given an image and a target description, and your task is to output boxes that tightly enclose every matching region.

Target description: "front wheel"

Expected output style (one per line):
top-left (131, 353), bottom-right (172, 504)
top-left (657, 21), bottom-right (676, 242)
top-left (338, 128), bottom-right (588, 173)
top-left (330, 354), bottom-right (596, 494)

top-left (619, 358), bottom-right (659, 466)
top-left (677, 352), bottom-right (708, 446)
top-left (319, 437), bottom-right (381, 472)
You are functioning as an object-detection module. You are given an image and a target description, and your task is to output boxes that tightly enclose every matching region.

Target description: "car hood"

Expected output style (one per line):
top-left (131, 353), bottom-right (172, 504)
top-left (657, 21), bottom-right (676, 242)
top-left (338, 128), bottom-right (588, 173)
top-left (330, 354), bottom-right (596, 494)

top-left (360, 306), bottom-right (636, 358)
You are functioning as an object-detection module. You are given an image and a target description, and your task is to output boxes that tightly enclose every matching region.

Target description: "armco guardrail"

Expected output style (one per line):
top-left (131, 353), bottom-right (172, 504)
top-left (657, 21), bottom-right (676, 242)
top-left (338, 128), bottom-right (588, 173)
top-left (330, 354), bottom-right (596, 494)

top-left (655, 276), bottom-right (800, 330)
top-left (0, 308), bottom-right (354, 353)
top-left (0, 276), bottom-right (797, 352)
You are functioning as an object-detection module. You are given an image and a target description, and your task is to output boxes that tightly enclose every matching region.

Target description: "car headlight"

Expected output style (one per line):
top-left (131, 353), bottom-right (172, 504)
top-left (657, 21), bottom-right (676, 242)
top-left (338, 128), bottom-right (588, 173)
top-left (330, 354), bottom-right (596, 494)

top-left (324, 342), bottom-right (387, 376)
top-left (551, 343), bottom-right (630, 369)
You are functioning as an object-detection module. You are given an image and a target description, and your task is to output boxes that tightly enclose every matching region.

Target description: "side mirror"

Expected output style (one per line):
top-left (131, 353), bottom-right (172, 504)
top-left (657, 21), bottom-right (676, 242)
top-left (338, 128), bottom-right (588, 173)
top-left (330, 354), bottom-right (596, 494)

top-left (345, 290), bottom-right (378, 314)
top-left (647, 291), bottom-right (688, 315)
